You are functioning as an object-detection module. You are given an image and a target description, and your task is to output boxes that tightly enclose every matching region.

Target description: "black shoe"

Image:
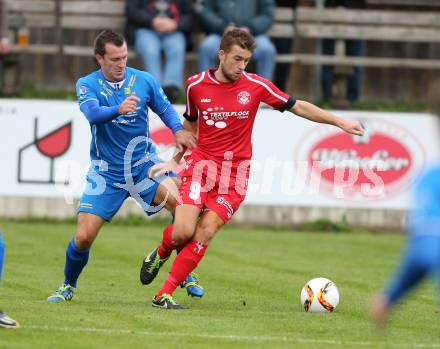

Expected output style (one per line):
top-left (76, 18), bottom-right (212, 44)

top-left (140, 247), bottom-right (168, 285)
top-left (152, 293), bottom-right (184, 310)
top-left (163, 85), bottom-right (180, 104)
top-left (0, 311), bottom-right (19, 329)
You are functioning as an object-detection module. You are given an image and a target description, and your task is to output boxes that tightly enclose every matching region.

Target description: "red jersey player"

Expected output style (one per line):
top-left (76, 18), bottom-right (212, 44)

top-left (141, 28), bottom-right (364, 309)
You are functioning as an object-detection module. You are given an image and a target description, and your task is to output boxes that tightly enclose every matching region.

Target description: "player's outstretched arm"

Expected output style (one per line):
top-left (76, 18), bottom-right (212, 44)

top-left (289, 100), bottom-right (364, 136)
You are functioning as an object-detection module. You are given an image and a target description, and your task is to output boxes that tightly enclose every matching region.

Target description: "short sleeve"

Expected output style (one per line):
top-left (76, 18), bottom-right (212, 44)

top-left (247, 74), bottom-right (295, 112)
top-left (183, 76), bottom-right (198, 121)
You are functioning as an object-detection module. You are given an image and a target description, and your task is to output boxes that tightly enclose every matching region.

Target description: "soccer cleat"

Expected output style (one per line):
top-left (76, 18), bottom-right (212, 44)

top-left (0, 311), bottom-right (19, 329)
top-left (181, 273), bottom-right (204, 298)
top-left (152, 293), bottom-right (184, 310)
top-left (47, 284), bottom-right (75, 302)
top-left (140, 247), bottom-right (168, 285)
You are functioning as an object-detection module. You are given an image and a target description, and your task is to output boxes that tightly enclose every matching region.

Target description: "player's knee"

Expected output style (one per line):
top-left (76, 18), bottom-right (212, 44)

top-left (172, 222), bottom-right (194, 245)
top-left (164, 195), bottom-right (177, 214)
top-left (194, 222), bottom-right (218, 244)
top-left (74, 231), bottom-right (94, 250)
top-left (75, 223), bottom-right (99, 249)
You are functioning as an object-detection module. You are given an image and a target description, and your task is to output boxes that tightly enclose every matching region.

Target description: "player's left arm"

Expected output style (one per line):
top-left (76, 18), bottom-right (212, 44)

top-left (289, 100), bottom-right (364, 136)
top-left (253, 74), bottom-right (363, 136)
top-left (146, 73), bottom-right (197, 150)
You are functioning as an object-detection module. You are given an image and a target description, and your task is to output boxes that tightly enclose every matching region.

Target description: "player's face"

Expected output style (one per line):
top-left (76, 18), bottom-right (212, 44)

top-left (96, 42), bottom-right (128, 82)
top-left (218, 45), bottom-right (252, 82)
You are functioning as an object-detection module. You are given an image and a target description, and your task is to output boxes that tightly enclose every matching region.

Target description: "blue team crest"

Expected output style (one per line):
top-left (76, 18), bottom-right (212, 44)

top-left (79, 85), bottom-right (88, 95)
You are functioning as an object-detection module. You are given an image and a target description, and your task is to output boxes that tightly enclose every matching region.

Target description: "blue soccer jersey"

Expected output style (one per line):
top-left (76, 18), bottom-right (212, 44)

top-left (76, 67), bottom-right (171, 173)
top-left (384, 164), bottom-right (440, 305)
top-left (408, 164), bottom-right (440, 237)
top-left (75, 66), bottom-right (181, 221)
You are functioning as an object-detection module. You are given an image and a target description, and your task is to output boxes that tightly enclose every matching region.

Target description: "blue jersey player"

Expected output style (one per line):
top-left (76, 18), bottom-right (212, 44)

top-left (0, 232), bottom-right (19, 328)
top-left (47, 30), bottom-right (202, 302)
top-left (371, 164), bottom-right (440, 329)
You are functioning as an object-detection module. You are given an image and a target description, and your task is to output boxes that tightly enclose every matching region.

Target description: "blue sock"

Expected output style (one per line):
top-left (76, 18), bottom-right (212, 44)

top-left (0, 232), bottom-right (5, 283)
top-left (64, 238), bottom-right (90, 288)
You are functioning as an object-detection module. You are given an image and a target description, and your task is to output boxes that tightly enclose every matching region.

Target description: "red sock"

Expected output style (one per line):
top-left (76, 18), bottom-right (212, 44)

top-left (156, 240), bottom-right (207, 297)
top-left (157, 224), bottom-right (182, 259)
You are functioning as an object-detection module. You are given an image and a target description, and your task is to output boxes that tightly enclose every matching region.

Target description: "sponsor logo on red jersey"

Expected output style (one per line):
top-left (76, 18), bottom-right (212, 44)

top-left (200, 107), bottom-right (251, 129)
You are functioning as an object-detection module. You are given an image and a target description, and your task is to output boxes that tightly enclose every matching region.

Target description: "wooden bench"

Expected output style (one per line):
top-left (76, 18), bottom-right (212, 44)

top-left (275, 6), bottom-right (440, 104)
top-left (7, 1), bottom-right (439, 102)
top-left (0, 0), bottom-right (295, 91)
top-left (0, 0), bottom-right (293, 89)
top-left (4, 0), bottom-right (294, 58)
top-left (288, 7), bottom-right (440, 69)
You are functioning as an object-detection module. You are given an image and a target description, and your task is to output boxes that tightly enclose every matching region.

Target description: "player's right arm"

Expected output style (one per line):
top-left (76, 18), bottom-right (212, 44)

top-left (76, 79), bottom-right (139, 124)
top-left (148, 118), bottom-right (198, 178)
top-left (148, 78), bottom-right (199, 178)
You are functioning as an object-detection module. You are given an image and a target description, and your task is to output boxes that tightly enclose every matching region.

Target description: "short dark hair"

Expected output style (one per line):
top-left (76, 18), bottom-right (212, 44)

top-left (219, 28), bottom-right (257, 53)
top-left (94, 30), bottom-right (125, 56)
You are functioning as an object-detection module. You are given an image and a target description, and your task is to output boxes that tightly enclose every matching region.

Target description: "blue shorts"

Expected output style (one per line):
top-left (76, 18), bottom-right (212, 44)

top-left (77, 159), bottom-right (176, 222)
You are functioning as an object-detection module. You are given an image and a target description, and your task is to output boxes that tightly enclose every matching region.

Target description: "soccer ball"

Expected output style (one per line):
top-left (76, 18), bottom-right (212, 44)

top-left (300, 277), bottom-right (339, 313)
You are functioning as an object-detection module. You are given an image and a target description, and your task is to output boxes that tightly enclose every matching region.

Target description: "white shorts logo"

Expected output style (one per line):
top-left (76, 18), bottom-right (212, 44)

top-left (216, 196), bottom-right (234, 218)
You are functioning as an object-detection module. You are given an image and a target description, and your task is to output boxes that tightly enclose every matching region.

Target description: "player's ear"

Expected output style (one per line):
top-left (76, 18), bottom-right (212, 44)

top-left (218, 49), bottom-right (225, 62)
top-left (95, 54), bottom-right (103, 65)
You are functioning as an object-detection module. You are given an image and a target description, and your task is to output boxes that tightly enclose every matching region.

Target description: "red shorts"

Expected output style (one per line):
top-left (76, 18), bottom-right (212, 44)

top-left (177, 152), bottom-right (250, 222)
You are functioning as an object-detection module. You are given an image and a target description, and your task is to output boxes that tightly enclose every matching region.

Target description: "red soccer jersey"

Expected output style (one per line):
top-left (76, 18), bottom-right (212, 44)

top-left (184, 69), bottom-right (295, 163)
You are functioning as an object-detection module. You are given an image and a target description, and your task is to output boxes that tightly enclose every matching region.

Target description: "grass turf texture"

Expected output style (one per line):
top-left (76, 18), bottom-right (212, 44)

top-left (0, 219), bottom-right (439, 349)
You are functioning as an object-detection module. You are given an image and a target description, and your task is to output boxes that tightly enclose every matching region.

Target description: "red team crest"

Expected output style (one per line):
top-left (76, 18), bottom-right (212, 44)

top-left (237, 91), bottom-right (251, 105)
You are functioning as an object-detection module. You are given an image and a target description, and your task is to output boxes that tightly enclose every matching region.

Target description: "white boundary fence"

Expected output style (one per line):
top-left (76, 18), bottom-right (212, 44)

top-left (1, 99), bottom-right (439, 230)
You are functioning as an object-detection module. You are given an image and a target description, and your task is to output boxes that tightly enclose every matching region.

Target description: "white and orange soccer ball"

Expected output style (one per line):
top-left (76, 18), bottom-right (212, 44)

top-left (300, 277), bottom-right (340, 313)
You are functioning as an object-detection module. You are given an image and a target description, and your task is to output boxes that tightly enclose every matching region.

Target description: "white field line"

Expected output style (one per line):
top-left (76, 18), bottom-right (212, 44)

top-left (24, 325), bottom-right (440, 348)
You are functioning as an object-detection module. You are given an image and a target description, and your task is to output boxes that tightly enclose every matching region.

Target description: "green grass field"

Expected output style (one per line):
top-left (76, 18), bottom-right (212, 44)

top-left (0, 219), bottom-right (439, 349)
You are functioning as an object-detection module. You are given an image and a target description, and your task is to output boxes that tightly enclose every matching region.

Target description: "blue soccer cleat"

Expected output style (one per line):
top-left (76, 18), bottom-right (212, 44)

top-left (181, 273), bottom-right (204, 298)
top-left (47, 284), bottom-right (75, 302)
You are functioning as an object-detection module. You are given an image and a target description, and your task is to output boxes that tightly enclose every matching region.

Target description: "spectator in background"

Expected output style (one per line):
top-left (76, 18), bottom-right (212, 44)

top-left (0, 0), bottom-right (12, 91)
top-left (321, 0), bottom-right (366, 103)
top-left (125, 0), bottom-right (192, 103)
top-left (198, 0), bottom-right (276, 80)
top-left (0, 37), bottom-right (11, 55)
top-left (272, 0), bottom-right (297, 91)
